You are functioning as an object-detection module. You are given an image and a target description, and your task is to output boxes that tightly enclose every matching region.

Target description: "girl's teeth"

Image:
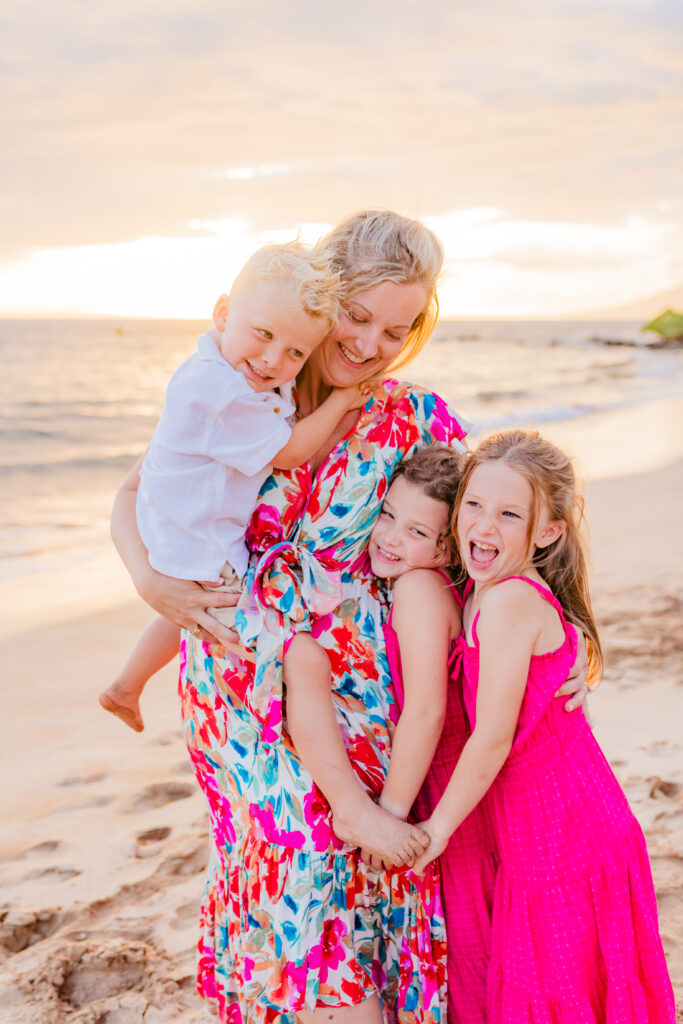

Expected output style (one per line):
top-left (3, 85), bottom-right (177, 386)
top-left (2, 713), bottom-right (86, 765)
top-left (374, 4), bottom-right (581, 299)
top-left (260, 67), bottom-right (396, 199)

top-left (470, 541), bottom-right (497, 567)
top-left (380, 548), bottom-right (399, 561)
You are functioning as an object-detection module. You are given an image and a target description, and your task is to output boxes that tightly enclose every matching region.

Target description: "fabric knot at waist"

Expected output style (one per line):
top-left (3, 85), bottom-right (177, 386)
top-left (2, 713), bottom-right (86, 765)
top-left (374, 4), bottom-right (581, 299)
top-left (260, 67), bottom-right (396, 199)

top-left (236, 541), bottom-right (344, 725)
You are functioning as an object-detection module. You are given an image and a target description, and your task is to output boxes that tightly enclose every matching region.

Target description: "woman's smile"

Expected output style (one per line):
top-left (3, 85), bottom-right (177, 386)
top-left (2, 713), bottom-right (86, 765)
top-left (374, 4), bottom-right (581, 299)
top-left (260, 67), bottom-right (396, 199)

top-left (309, 280), bottom-right (429, 389)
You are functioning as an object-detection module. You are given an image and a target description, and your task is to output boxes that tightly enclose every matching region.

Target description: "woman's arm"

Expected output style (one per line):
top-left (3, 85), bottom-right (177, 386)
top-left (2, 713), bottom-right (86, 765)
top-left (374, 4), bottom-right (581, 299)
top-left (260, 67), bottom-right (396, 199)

top-left (413, 580), bottom-right (538, 873)
top-left (111, 458), bottom-right (241, 647)
top-left (379, 570), bottom-right (458, 819)
top-left (557, 628), bottom-right (593, 715)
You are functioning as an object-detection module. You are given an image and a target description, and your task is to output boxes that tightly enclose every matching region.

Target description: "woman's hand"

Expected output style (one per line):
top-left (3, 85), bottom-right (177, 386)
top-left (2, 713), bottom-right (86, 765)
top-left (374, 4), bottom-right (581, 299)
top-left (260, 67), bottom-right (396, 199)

top-left (137, 567), bottom-right (244, 649)
top-left (556, 626), bottom-right (593, 721)
top-left (111, 457), bottom-right (251, 655)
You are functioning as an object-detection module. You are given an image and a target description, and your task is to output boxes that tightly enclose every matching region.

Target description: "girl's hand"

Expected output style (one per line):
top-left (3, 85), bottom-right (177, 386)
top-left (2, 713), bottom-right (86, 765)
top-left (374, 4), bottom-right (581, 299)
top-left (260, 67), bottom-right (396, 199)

top-left (411, 818), bottom-right (449, 875)
top-left (556, 626), bottom-right (593, 720)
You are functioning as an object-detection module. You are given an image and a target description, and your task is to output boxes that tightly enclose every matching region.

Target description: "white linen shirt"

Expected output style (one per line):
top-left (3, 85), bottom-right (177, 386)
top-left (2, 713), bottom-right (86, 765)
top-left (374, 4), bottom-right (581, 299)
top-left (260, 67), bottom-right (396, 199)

top-left (137, 329), bottom-right (295, 581)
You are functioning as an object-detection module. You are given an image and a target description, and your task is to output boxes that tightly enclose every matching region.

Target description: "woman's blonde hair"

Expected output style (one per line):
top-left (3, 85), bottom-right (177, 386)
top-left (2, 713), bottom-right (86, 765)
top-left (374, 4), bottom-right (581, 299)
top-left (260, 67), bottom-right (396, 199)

top-left (317, 210), bottom-right (444, 372)
top-left (453, 429), bottom-right (603, 684)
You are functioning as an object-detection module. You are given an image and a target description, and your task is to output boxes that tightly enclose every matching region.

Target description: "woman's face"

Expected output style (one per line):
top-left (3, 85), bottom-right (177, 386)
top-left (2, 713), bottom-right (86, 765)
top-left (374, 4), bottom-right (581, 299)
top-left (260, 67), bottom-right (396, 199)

top-left (308, 280), bottom-right (429, 389)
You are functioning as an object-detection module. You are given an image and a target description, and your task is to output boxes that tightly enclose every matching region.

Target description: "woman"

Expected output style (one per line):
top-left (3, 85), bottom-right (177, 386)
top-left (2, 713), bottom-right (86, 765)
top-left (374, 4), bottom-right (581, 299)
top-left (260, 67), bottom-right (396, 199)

top-left (112, 210), bottom-right (588, 1024)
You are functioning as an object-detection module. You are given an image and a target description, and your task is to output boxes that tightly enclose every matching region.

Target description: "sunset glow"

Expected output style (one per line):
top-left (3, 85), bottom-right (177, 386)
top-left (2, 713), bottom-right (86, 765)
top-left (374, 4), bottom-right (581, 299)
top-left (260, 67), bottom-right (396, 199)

top-left (2, 0), bottom-right (682, 318)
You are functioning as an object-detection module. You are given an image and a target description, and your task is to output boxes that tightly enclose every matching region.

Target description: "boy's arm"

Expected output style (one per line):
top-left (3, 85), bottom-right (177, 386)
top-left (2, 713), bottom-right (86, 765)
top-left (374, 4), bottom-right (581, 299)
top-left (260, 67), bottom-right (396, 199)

top-left (413, 580), bottom-right (539, 872)
top-left (272, 386), bottom-right (367, 470)
top-left (379, 570), bottom-right (458, 819)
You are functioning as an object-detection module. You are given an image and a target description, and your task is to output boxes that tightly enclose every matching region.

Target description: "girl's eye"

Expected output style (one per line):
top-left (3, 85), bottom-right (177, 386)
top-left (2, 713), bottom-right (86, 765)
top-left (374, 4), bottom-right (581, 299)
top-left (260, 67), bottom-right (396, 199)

top-left (465, 500), bottom-right (479, 509)
top-left (410, 528), bottom-right (427, 537)
top-left (379, 508), bottom-right (392, 519)
top-left (502, 510), bottom-right (519, 519)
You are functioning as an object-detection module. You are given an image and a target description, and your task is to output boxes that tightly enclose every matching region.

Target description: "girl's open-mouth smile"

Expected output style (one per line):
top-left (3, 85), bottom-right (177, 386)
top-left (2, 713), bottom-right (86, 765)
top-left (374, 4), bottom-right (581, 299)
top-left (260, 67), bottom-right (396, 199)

top-left (468, 540), bottom-right (499, 570)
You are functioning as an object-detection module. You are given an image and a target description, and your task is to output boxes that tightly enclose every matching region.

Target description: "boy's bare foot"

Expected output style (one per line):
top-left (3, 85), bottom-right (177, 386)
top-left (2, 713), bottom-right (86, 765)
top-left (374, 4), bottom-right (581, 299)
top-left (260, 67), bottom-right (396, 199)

top-left (332, 798), bottom-right (429, 867)
top-left (99, 685), bottom-right (144, 733)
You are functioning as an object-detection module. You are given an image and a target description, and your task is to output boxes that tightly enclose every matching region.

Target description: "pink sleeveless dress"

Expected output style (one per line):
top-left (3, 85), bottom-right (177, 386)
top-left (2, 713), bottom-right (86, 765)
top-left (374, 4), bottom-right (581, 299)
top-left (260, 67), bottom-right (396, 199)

top-left (384, 570), bottom-right (497, 1024)
top-left (461, 576), bottom-right (675, 1023)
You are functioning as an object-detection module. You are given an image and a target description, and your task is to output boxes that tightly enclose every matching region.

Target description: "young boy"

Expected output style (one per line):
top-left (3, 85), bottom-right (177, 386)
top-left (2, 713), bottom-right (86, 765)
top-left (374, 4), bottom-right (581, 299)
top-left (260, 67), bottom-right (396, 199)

top-left (100, 242), bottom-right (363, 732)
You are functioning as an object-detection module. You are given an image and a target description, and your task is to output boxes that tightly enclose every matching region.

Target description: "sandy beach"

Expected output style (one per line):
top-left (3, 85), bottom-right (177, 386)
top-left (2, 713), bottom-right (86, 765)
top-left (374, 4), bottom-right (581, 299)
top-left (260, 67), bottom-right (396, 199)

top-left (2, 401), bottom-right (682, 1022)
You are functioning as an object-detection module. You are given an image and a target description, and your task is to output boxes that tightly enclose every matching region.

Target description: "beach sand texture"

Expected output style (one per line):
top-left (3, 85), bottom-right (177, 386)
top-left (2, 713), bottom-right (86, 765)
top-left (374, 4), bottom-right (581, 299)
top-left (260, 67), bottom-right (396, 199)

top-left (1, 382), bottom-right (681, 1019)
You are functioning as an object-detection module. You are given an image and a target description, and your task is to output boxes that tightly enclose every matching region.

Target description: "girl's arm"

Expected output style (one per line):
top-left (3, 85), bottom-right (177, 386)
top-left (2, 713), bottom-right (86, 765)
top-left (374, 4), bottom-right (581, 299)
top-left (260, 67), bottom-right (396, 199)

top-left (272, 385), bottom-right (366, 470)
top-left (379, 570), bottom-right (458, 819)
top-left (111, 458), bottom-right (241, 647)
top-left (413, 579), bottom-right (540, 873)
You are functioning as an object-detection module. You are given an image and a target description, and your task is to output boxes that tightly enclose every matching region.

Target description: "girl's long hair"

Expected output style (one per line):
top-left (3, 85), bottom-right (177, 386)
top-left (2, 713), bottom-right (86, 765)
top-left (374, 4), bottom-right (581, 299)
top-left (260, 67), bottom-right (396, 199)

top-left (453, 429), bottom-right (602, 684)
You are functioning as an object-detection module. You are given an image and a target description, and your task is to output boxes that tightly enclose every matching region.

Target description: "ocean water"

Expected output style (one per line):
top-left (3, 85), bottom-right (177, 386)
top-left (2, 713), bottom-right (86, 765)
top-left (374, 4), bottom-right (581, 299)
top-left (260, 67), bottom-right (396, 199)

top-left (3, 317), bottom-right (683, 579)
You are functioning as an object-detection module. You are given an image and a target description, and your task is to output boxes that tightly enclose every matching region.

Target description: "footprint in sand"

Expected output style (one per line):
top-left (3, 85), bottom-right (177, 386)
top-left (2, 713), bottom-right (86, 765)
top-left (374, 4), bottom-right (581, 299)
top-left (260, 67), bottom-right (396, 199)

top-left (149, 730), bottom-right (180, 747)
top-left (24, 840), bottom-right (61, 858)
top-left (169, 897), bottom-right (200, 931)
top-left (641, 739), bottom-right (683, 758)
top-left (58, 793), bottom-right (115, 812)
top-left (156, 837), bottom-right (209, 879)
top-left (122, 781), bottom-right (194, 814)
top-left (24, 865), bottom-right (81, 883)
top-left (135, 826), bottom-right (172, 859)
top-left (0, 906), bottom-right (62, 953)
top-left (648, 777), bottom-right (682, 800)
top-left (53, 940), bottom-right (149, 1011)
top-left (58, 771), bottom-right (108, 787)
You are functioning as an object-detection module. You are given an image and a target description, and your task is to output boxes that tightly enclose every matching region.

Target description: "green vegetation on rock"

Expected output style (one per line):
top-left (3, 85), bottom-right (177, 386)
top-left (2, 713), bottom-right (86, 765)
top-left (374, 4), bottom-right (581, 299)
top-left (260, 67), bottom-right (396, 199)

top-left (642, 309), bottom-right (683, 341)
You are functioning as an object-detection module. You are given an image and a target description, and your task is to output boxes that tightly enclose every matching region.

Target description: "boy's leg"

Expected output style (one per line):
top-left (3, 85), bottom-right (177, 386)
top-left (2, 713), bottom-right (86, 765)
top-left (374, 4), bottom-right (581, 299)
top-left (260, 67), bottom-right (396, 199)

top-left (284, 634), bottom-right (428, 867)
top-left (99, 616), bottom-right (180, 732)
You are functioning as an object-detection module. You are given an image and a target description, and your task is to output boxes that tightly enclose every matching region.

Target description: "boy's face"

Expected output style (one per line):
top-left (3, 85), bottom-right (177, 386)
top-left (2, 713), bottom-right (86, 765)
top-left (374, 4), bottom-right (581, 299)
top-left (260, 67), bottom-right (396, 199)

top-left (214, 280), bottom-right (329, 392)
top-left (369, 476), bottom-right (450, 579)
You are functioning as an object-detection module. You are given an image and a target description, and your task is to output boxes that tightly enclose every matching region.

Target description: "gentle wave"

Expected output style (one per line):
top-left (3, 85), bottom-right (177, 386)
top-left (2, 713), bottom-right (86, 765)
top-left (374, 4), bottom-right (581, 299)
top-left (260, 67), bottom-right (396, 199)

top-left (3, 316), bottom-right (682, 575)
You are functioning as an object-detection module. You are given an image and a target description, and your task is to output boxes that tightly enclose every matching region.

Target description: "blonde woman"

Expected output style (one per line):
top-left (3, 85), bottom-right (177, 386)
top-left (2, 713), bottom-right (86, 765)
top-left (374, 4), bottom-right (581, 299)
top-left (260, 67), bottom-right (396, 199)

top-left (112, 212), bottom-right (589, 1024)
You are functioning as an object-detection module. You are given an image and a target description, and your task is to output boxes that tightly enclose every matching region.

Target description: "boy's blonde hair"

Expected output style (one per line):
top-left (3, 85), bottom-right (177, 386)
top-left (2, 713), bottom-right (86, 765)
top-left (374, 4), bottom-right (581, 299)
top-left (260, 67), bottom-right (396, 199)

top-left (317, 210), bottom-right (444, 371)
top-left (453, 429), bottom-right (603, 684)
top-left (230, 241), bottom-right (341, 325)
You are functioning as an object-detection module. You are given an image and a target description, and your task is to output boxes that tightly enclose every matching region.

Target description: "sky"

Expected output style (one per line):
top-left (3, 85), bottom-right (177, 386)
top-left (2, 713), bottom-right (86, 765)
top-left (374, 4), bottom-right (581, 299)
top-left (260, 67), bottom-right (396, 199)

top-left (1, 0), bottom-right (682, 318)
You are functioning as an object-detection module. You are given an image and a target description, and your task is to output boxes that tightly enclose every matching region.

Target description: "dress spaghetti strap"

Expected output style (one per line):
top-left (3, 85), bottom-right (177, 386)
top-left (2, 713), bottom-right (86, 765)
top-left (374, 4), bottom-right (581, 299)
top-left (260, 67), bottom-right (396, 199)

top-left (470, 574), bottom-right (566, 644)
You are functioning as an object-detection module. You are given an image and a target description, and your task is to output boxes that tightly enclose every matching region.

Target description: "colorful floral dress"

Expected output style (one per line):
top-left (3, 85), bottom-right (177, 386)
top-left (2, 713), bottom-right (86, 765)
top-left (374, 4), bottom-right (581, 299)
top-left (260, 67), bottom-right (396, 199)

top-left (178, 379), bottom-right (469, 1024)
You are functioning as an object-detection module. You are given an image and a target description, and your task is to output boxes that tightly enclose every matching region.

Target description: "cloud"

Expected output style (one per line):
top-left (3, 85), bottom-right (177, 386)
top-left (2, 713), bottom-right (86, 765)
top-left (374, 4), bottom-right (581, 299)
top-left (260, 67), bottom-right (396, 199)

top-left (0, 0), bottom-right (682, 313)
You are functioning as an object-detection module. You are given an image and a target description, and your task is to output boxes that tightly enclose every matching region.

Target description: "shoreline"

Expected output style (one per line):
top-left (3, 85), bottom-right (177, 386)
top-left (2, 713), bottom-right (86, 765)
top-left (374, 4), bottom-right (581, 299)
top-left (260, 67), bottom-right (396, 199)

top-left (1, 398), bottom-right (682, 1020)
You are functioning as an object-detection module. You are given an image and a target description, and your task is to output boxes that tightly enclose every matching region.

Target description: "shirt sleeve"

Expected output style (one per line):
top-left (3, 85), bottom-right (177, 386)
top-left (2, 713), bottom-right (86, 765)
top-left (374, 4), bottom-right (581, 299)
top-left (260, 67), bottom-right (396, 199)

top-left (203, 391), bottom-right (293, 477)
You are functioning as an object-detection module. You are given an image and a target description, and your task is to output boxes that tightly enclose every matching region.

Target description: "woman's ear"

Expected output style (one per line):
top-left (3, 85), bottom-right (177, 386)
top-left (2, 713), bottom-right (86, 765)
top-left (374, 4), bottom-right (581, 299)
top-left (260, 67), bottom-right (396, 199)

top-left (212, 293), bottom-right (230, 331)
top-left (535, 519), bottom-right (565, 550)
